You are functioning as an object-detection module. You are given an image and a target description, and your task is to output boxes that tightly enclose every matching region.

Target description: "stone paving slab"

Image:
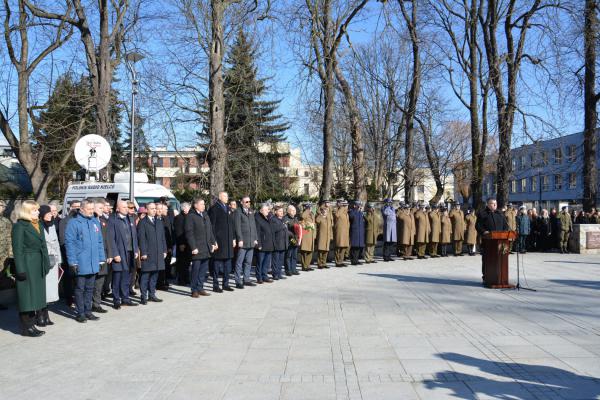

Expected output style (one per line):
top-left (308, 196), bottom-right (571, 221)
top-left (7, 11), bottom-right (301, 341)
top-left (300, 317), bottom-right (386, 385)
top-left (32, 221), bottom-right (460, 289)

top-left (1, 252), bottom-right (600, 399)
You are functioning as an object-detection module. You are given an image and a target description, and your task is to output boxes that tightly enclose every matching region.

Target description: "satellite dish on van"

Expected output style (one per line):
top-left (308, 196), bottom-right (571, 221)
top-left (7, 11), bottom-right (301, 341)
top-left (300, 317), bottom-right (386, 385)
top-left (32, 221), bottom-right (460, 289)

top-left (74, 134), bottom-right (112, 172)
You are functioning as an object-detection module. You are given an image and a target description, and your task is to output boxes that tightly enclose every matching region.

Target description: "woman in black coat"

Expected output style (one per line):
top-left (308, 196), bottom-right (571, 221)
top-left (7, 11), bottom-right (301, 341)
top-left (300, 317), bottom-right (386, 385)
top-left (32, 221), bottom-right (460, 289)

top-left (537, 209), bottom-right (552, 252)
top-left (270, 206), bottom-right (288, 280)
top-left (255, 204), bottom-right (274, 284)
top-left (185, 198), bottom-right (217, 297)
top-left (137, 203), bottom-right (168, 303)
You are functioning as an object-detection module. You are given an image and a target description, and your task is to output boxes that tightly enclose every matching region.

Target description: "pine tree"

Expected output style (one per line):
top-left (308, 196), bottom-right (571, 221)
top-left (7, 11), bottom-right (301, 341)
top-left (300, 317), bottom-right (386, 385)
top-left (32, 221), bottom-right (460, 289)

top-left (221, 29), bottom-right (290, 200)
top-left (121, 113), bottom-right (151, 173)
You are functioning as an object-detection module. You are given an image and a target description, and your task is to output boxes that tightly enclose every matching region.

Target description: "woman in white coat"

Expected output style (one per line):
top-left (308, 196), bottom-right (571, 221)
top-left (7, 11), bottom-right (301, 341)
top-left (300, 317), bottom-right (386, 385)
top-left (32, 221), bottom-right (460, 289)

top-left (38, 205), bottom-right (61, 326)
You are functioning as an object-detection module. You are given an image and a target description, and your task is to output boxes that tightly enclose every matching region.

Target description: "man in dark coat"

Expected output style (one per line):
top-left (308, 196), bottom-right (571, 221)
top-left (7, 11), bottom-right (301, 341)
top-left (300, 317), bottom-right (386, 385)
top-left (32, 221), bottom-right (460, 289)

top-left (137, 203), bottom-right (167, 304)
top-left (58, 199), bottom-right (81, 307)
top-left (255, 204), bottom-right (275, 284)
top-left (185, 198), bottom-right (217, 297)
top-left (174, 202), bottom-right (191, 285)
top-left (271, 205), bottom-right (289, 280)
top-left (282, 205), bottom-right (301, 276)
top-left (233, 196), bottom-right (258, 288)
top-left (208, 192), bottom-right (236, 292)
top-left (92, 199), bottom-right (111, 314)
top-left (107, 200), bottom-right (139, 309)
top-left (348, 201), bottom-right (366, 265)
top-left (156, 203), bottom-right (174, 290)
top-left (476, 198), bottom-right (509, 281)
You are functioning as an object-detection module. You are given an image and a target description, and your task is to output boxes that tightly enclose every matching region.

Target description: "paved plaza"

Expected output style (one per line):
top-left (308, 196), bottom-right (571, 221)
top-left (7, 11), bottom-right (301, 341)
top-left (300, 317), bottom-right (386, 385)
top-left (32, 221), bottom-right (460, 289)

top-left (1, 252), bottom-right (599, 400)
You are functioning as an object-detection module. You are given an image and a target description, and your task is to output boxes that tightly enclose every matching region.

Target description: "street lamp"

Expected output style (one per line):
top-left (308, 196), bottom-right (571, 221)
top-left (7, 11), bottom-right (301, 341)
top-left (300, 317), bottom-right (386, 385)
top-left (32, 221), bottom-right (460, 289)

top-left (125, 50), bottom-right (145, 204)
top-left (151, 151), bottom-right (159, 184)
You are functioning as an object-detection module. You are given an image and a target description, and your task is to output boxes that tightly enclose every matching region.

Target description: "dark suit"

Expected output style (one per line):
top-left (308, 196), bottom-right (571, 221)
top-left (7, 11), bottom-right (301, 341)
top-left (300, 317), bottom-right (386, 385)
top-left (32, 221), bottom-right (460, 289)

top-left (174, 212), bottom-right (191, 284)
top-left (208, 201), bottom-right (235, 290)
top-left (255, 213), bottom-right (274, 282)
top-left (107, 213), bottom-right (139, 305)
top-left (93, 214), bottom-right (112, 308)
top-left (476, 207), bottom-right (509, 280)
top-left (137, 216), bottom-right (167, 300)
top-left (271, 216), bottom-right (288, 280)
top-left (185, 210), bottom-right (217, 293)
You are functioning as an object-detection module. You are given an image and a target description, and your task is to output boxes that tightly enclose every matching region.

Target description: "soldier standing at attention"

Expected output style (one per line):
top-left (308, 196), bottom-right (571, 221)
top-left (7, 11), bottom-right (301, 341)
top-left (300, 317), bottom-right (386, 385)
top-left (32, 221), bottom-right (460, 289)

top-left (334, 200), bottom-right (350, 267)
top-left (428, 204), bottom-right (441, 258)
top-left (398, 204), bottom-right (416, 260)
top-left (504, 203), bottom-right (517, 253)
top-left (315, 201), bottom-right (333, 269)
top-left (440, 207), bottom-right (452, 257)
top-left (449, 203), bottom-right (465, 256)
top-left (364, 203), bottom-right (381, 264)
top-left (464, 207), bottom-right (478, 256)
top-left (298, 203), bottom-right (315, 271)
top-left (381, 199), bottom-right (397, 262)
top-left (559, 206), bottom-right (573, 254)
top-left (414, 203), bottom-right (430, 259)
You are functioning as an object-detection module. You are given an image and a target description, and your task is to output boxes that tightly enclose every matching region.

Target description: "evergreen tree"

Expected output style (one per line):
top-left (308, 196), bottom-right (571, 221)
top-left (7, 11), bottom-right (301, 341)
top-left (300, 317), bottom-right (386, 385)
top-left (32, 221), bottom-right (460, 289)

top-left (221, 29), bottom-right (290, 200)
top-left (121, 113), bottom-right (151, 173)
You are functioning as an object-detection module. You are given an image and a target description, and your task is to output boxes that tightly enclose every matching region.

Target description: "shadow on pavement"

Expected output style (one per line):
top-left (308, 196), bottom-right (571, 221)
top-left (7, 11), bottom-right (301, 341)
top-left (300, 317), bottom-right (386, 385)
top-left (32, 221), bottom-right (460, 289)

top-left (424, 352), bottom-right (600, 400)
top-left (549, 279), bottom-right (600, 290)
top-left (545, 260), bottom-right (600, 266)
top-left (360, 273), bottom-right (482, 287)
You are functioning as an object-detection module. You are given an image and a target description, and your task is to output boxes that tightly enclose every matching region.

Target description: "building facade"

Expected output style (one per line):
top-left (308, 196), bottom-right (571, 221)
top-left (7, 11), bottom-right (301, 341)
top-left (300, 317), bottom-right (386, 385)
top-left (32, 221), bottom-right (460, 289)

top-left (454, 131), bottom-right (600, 210)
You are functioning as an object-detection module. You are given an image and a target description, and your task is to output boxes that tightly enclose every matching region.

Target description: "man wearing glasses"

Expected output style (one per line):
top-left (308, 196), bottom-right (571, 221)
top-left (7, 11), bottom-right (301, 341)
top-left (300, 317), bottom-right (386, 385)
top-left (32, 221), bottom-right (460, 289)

top-left (233, 196), bottom-right (258, 288)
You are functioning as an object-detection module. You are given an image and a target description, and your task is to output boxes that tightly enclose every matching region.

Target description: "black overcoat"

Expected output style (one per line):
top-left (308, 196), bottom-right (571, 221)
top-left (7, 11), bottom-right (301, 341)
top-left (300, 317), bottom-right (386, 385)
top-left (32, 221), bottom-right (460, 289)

top-left (208, 201), bottom-right (235, 259)
top-left (185, 210), bottom-right (217, 260)
top-left (137, 216), bottom-right (168, 272)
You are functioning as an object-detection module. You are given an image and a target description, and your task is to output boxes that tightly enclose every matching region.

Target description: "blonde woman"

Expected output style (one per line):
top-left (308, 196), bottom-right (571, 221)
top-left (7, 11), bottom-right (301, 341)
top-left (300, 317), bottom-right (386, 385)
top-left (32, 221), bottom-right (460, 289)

top-left (12, 200), bottom-right (51, 337)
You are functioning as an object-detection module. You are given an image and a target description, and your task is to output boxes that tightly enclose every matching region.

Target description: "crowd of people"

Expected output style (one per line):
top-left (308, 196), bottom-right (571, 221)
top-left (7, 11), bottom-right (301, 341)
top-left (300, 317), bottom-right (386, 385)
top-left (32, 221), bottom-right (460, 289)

top-left (0, 193), bottom-right (590, 337)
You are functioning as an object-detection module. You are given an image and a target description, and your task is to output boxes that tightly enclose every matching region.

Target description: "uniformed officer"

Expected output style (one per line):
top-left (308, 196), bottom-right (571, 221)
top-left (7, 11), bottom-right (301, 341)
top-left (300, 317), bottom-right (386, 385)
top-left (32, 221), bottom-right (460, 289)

top-left (364, 203), bottom-right (381, 263)
top-left (398, 203), bottom-right (416, 260)
top-left (381, 199), bottom-right (397, 262)
top-left (414, 203), bottom-right (430, 259)
top-left (334, 200), bottom-right (350, 267)
top-left (449, 203), bottom-right (465, 256)
top-left (315, 201), bottom-right (333, 269)
top-left (504, 203), bottom-right (517, 253)
top-left (559, 206), bottom-right (573, 253)
top-left (428, 204), bottom-right (441, 258)
top-left (464, 207), bottom-right (478, 256)
top-left (298, 203), bottom-right (315, 271)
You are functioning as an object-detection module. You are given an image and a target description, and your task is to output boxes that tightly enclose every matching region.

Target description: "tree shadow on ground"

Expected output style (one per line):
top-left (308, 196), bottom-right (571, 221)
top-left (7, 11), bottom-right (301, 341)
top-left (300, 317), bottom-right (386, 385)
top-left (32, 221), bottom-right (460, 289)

top-left (360, 273), bottom-right (482, 288)
top-left (424, 352), bottom-right (600, 400)
top-left (549, 279), bottom-right (600, 290)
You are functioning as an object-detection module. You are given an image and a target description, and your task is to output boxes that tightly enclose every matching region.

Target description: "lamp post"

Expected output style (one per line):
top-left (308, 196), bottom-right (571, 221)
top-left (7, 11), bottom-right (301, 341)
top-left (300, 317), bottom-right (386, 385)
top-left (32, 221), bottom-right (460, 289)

top-left (151, 151), bottom-right (159, 184)
top-left (125, 51), bottom-right (145, 203)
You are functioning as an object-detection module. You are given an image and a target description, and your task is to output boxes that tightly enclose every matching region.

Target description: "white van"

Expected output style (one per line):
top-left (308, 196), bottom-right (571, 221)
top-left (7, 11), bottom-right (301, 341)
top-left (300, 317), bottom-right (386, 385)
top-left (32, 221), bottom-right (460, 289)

top-left (62, 172), bottom-right (180, 213)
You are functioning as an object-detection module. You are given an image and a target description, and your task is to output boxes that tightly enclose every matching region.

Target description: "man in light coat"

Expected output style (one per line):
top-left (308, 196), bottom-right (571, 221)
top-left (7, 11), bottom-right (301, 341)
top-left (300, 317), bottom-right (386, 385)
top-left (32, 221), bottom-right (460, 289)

top-left (381, 199), bottom-right (397, 262)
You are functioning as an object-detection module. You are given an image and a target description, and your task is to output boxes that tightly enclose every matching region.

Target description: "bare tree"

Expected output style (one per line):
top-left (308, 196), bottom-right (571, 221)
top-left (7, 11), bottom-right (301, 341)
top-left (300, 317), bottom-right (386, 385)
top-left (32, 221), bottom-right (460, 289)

top-left (583, 0), bottom-right (598, 211)
top-left (1, 0), bottom-right (75, 202)
top-left (479, 0), bottom-right (555, 207)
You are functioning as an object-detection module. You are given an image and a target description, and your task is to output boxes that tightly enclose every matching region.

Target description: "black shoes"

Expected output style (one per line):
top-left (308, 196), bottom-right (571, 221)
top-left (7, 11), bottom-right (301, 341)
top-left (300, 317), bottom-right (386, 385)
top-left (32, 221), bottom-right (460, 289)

top-left (75, 315), bottom-right (87, 323)
top-left (236, 283), bottom-right (244, 289)
top-left (223, 286), bottom-right (235, 291)
top-left (85, 314), bottom-right (100, 321)
top-left (92, 306), bottom-right (107, 313)
top-left (214, 287), bottom-right (223, 293)
top-left (21, 327), bottom-right (44, 337)
top-left (122, 301), bottom-right (138, 307)
top-left (244, 281), bottom-right (256, 286)
top-left (149, 296), bottom-right (163, 302)
top-left (140, 298), bottom-right (148, 305)
top-left (292, 271), bottom-right (300, 275)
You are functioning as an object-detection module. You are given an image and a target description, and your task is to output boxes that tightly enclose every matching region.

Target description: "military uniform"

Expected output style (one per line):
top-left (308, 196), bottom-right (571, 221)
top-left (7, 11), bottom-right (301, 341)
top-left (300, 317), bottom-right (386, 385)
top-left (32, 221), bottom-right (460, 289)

top-left (449, 207), bottom-right (465, 255)
top-left (559, 208), bottom-right (572, 253)
top-left (440, 211), bottom-right (452, 256)
top-left (504, 206), bottom-right (517, 252)
top-left (464, 212), bottom-right (478, 255)
top-left (299, 206), bottom-right (316, 270)
top-left (414, 207), bottom-right (430, 258)
top-left (364, 206), bottom-right (382, 263)
top-left (334, 204), bottom-right (350, 267)
top-left (0, 212), bottom-right (13, 277)
top-left (315, 207), bottom-right (333, 268)
top-left (428, 209), bottom-right (441, 257)
top-left (398, 207), bottom-right (415, 259)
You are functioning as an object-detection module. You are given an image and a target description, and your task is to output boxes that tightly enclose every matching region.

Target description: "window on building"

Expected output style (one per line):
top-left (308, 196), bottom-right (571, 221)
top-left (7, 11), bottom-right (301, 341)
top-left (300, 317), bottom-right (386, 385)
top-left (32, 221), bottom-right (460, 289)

top-left (169, 157), bottom-right (177, 168)
top-left (554, 174), bottom-right (562, 190)
top-left (541, 151), bottom-right (548, 166)
top-left (304, 184), bottom-right (310, 196)
top-left (542, 175), bottom-right (549, 191)
top-left (520, 178), bottom-right (527, 192)
top-left (569, 172), bottom-right (576, 189)
top-left (511, 159), bottom-right (517, 170)
top-left (510, 180), bottom-right (516, 193)
top-left (531, 176), bottom-right (537, 192)
top-left (553, 147), bottom-right (562, 164)
top-left (567, 144), bottom-right (577, 163)
top-left (520, 155), bottom-right (526, 170)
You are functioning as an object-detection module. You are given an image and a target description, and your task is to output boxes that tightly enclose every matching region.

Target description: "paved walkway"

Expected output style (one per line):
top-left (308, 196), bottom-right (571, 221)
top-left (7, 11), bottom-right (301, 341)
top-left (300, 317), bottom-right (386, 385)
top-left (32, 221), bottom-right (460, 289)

top-left (1, 252), bottom-right (599, 400)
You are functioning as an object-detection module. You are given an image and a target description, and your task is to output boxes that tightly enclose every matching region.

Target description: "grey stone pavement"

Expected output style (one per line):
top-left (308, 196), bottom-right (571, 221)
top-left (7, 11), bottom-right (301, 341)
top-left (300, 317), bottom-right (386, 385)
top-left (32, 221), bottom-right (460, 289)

top-left (1, 252), bottom-right (599, 400)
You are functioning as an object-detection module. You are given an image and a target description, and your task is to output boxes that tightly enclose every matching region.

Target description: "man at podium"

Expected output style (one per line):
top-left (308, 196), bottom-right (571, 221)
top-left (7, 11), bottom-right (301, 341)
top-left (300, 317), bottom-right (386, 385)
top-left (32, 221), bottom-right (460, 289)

top-left (476, 198), bottom-right (509, 282)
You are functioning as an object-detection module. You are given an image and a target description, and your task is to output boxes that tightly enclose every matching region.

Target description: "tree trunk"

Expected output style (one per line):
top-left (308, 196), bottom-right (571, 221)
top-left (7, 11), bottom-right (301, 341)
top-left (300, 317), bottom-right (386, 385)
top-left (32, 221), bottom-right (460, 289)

top-left (334, 65), bottom-right (367, 202)
top-left (583, 0), bottom-right (598, 212)
top-left (399, 0), bottom-right (420, 204)
top-left (208, 0), bottom-right (226, 199)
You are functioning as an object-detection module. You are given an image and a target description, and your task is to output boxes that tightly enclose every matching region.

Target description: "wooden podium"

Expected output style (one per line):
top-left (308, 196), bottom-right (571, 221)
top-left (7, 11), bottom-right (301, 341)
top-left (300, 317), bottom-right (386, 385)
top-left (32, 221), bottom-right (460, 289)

top-left (482, 231), bottom-right (517, 289)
